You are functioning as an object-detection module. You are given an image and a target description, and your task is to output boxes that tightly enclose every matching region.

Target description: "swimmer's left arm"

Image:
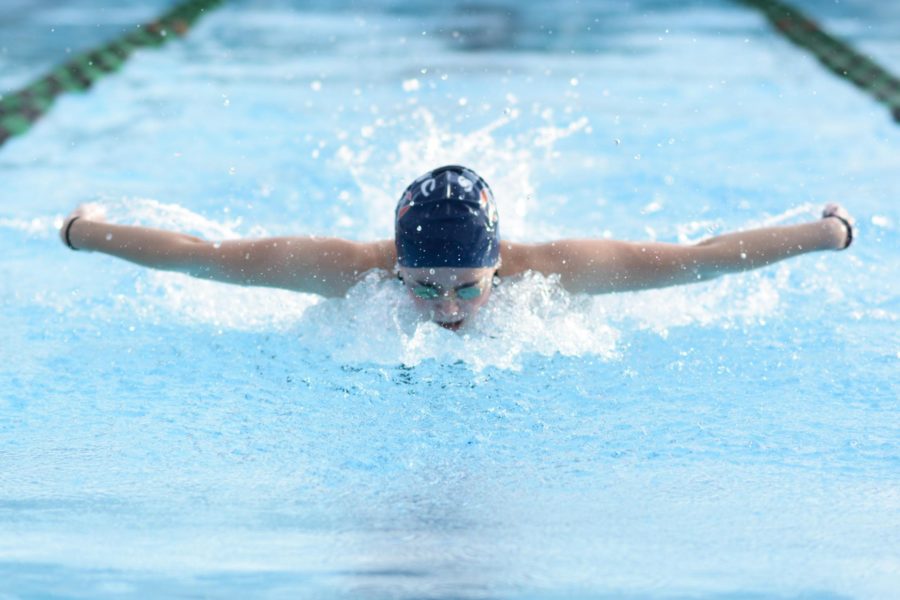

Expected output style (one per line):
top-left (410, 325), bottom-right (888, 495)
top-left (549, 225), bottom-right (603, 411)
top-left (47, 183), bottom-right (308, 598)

top-left (61, 206), bottom-right (396, 297)
top-left (502, 205), bottom-right (853, 294)
top-left (181, 236), bottom-right (396, 296)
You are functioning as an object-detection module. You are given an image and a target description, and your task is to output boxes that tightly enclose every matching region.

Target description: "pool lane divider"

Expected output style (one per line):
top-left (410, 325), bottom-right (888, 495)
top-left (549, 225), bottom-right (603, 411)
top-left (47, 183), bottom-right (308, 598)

top-left (738, 0), bottom-right (900, 124)
top-left (0, 0), bottom-right (225, 148)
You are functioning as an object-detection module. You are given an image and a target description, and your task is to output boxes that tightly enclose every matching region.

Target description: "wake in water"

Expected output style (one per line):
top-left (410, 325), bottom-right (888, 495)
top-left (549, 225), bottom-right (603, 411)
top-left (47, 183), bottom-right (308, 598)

top-left (124, 254), bottom-right (792, 371)
top-left (15, 196), bottom-right (800, 370)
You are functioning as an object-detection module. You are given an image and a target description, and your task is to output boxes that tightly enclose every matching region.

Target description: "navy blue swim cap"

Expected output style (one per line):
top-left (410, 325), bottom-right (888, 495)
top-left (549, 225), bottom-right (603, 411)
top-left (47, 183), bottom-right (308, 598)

top-left (395, 165), bottom-right (500, 268)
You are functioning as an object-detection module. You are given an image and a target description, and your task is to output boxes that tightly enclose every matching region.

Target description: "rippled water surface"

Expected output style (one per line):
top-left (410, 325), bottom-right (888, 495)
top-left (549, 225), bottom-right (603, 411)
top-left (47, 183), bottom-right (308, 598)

top-left (1, 0), bottom-right (898, 598)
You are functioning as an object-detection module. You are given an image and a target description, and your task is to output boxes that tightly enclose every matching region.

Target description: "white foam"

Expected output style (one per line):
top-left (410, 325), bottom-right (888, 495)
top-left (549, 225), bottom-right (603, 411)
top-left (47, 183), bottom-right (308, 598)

top-left (298, 271), bottom-right (620, 370)
top-left (134, 271), bottom-right (318, 332)
top-left (101, 197), bottom-right (244, 240)
top-left (1, 198), bottom-right (245, 242)
top-left (292, 268), bottom-right (785, 371)
top-left (0, 216), bottom-right (58, 237)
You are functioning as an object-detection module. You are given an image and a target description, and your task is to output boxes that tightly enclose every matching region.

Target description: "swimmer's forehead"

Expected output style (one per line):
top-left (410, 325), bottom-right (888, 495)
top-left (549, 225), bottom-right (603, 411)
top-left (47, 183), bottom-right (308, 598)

top-left (400, 266), bottom-right (494, 285)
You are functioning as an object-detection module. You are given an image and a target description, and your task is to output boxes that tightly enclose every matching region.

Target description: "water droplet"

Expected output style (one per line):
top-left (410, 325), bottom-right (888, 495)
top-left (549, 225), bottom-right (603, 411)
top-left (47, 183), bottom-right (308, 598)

top-left (213, 242), bottom-right (222, 249)
top-left (740, 252), bottom-right (747, 259)
top-left (416, 225), bottom-right (422, 232)
top-left (570, 77), bottom-right (579, 86)
top-left (105, 233), bottom-right (112, 241)
top-left (228, 166), bottom-right (236, 175)
top-left (614, 138), bottom-right (621, 145)
top-left (634, 154), bottom-right (641, 160)
top-left (429, 268), bottom-right (435, 275)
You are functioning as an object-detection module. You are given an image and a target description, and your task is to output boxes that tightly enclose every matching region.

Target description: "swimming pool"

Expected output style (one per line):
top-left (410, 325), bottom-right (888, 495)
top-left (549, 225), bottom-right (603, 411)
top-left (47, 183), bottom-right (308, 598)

top-left (1, 0), bottom-right (898, 597)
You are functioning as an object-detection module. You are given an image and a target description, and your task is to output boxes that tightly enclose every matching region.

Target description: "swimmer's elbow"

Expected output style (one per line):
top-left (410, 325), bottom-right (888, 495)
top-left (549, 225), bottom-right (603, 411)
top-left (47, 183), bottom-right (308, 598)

top-left (174, 239), bottom-right (246, 282)
top-left (627, 244), bottom-right (725, 290)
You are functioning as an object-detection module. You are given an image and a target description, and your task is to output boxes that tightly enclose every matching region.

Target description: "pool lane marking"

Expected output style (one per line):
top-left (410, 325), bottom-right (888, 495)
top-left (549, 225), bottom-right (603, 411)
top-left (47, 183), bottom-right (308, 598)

top-left (738, 0), bottom-right (900, 124)
top-left (0, 0), bottom-right (226, 147)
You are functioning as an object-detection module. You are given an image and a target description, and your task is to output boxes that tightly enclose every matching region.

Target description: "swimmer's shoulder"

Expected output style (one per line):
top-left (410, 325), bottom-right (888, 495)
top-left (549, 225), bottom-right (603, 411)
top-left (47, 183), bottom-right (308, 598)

top-left (355, 239), bottom-right (397, 272)
top-left (498, 241), bottom-right (533, 277)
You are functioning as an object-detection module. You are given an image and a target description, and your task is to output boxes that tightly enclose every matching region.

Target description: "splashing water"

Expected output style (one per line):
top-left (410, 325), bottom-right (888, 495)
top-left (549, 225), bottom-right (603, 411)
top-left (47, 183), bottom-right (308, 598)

top-left (37, 191), bottom-right (802, 370)
top-left (334, 107), bottom-right (588, 242)
top-left (6, 120), bottom-right (813, 369)
top-left (2, 1), bottom-right (898, 597)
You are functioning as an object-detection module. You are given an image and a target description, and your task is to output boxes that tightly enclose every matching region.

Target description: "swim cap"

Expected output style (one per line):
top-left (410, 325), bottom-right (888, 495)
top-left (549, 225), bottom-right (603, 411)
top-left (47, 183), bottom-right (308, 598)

top-left (395, 165), bottom-right (500, 268)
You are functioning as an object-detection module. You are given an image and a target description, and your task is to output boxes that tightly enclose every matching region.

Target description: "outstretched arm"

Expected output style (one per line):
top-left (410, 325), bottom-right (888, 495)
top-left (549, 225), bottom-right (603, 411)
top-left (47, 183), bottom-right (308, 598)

top-left (500, 204), bottom-right (854, 294)
top-left (60, 206), bottom-right (396, 297)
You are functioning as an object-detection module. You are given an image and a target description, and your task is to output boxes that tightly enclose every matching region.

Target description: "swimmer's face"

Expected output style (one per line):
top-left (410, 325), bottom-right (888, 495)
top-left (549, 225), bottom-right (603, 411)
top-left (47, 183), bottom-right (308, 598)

top-left (399, 266), bottom-right (496, 330)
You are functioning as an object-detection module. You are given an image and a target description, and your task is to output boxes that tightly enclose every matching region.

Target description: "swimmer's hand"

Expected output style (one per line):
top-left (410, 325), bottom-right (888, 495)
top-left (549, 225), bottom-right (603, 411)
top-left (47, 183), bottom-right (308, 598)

top-left (821, 203), bottom-right (855, 250)
top-left (59, 203), bottom-right (106, 251)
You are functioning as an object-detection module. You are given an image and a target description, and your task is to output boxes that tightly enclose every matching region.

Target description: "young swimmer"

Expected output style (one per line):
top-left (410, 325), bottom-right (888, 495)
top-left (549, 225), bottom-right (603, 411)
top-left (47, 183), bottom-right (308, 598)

top-left (60, 165), bottom-right (855, 330)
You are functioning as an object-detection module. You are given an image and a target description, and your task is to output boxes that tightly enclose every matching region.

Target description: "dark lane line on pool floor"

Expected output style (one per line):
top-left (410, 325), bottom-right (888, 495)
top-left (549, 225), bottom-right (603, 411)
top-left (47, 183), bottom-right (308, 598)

top-left (738, 0), bottom-right (900, 124)
top-left (0, 0), bottom-right (225, 148)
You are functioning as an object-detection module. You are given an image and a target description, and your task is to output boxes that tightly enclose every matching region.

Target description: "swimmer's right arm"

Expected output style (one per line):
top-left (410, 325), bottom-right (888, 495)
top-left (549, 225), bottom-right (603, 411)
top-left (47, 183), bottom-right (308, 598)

top-left (60, 207), bottom-right (396, 297)
top-left (500, 204), bottom-right (854, 294)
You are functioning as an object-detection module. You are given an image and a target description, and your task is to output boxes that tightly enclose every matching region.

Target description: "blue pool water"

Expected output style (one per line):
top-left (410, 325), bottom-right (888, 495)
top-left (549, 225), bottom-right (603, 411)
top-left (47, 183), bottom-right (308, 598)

top-left (1, 0), bottom-right (898, 598)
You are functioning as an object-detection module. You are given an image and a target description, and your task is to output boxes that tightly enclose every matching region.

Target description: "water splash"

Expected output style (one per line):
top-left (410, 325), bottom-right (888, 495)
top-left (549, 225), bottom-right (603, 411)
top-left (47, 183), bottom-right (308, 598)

top-left (0, 216), bottom-right (58, 237)
top-left (333, 107), bottom-right (589, 242)
top-left (125, 256), bottom-right (791, 369)
top-left (101, 197), bottom-right (244, 240)
top-left (300, 271), bottom-right (621, 370)
top-left (13, 179), bottom-right (837, 370)
top-left (134, 272), bottom-right (318, 332)
top-left (294, 268), bottom-right (787, 370)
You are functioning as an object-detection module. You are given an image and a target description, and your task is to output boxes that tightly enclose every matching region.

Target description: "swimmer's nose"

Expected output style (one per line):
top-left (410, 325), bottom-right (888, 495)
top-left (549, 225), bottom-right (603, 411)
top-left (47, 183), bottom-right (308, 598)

top-left (435, 298), bottom-right (461, 316)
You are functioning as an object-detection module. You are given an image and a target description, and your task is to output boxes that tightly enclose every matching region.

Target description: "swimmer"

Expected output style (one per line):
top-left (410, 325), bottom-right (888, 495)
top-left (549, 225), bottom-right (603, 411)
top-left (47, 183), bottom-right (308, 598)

top-left (60, 165), bottom-right (855, 330)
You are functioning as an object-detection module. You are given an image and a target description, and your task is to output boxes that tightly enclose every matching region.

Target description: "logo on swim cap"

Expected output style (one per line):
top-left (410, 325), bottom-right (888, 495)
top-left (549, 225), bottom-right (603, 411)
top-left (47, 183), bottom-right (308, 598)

top-left (481, 189), bottom-right (498, 227)
top-left (420, 178), bottom-right (436, 197)
top-left (395, 165), bottom-right (500, 268)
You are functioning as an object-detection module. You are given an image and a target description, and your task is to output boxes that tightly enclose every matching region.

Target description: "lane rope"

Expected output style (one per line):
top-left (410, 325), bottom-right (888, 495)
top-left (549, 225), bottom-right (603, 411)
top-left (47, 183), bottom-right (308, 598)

top-left (738, 0), bottom-right (900, 124)
top-left (0, 0), bottom-right (225, 147)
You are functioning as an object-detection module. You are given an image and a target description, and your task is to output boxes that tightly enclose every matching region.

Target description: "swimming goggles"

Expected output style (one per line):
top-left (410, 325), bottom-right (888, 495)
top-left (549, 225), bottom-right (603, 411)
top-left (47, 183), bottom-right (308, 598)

top-left (399, 275), bottom-right (489, 301)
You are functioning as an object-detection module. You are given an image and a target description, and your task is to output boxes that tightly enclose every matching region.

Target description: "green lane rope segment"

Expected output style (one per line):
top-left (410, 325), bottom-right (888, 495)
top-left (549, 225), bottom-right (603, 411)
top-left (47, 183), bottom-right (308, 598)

top-left (738, 0), bottom-right (900, 124)
top-left (0, 0), bottom-right (225, 147)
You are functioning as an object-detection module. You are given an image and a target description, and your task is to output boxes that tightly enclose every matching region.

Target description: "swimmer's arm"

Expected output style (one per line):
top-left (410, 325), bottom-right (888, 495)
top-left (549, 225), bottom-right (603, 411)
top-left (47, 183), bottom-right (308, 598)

top-left (183, 236), bottom-right (395, 297)
top-left (502, 213), bottom-right (850, 294)
top-left (63, 216), bottom-right (396, 297)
